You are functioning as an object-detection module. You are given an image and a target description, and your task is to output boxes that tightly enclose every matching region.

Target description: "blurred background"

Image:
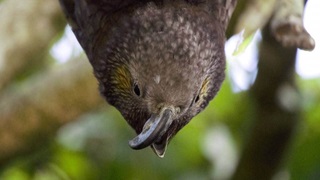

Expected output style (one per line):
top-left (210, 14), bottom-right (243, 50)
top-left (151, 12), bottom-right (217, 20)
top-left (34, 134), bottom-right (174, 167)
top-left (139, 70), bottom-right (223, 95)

top-left (0, 0), bottom-right (319, 179)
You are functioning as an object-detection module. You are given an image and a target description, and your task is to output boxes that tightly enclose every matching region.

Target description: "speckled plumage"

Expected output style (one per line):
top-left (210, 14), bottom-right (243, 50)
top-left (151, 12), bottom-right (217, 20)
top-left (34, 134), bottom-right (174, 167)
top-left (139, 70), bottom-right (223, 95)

top-left (59, 0), bottom-right (236, 157)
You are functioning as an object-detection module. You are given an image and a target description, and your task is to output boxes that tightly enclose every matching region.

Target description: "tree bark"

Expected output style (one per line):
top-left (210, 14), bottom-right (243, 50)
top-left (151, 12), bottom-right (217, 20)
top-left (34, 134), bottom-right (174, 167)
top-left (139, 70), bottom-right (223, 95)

top-left (231, 24), bottom-right (300, 180)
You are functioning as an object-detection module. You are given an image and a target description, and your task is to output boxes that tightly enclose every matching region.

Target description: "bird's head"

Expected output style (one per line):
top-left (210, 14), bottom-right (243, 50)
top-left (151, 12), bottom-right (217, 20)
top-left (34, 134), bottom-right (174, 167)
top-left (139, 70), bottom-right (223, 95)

top-left (92, 5), bottom-right (225, 157)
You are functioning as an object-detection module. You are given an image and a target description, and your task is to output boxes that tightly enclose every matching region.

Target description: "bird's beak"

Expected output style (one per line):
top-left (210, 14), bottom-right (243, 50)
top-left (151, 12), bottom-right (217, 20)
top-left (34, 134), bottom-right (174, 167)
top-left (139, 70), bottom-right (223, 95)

top-left (128, 107), bottom-right (174, 157)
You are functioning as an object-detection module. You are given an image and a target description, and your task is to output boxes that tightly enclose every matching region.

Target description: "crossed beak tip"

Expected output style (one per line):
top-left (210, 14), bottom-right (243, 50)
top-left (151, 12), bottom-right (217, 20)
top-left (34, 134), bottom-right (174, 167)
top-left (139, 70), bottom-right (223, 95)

top-left (128, 107), bottom-right (174, 152)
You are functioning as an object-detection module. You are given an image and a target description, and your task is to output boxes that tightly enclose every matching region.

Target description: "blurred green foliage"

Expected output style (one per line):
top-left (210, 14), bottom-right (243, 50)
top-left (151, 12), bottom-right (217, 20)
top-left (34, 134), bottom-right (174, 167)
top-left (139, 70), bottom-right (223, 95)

top-left (288, 78), bottom-right (320, 180)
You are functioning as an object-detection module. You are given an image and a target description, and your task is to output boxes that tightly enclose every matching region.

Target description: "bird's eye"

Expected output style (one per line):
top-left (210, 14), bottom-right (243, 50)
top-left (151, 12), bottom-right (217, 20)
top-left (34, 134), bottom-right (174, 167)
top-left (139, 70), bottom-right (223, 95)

top-left (194, 95), bottom-right (200, 104)
top-left (133, 83), bottom-right (141, 97)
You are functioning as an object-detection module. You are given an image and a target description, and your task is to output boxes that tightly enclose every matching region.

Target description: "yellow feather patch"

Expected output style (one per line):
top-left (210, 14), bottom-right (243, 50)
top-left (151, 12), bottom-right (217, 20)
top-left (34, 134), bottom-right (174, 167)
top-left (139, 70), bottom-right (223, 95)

top-left (112, 66), bottom-right (132, 91)
top-left (201, 77), bottom-right (210, 96)
top-left (197, 77), bottom-right (210, 106)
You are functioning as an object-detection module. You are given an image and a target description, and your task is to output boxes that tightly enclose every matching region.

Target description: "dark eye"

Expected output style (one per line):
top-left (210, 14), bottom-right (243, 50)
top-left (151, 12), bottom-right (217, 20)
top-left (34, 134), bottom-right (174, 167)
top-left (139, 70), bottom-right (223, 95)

top-left (194, 95), bottom-right (200, 103)
top-left (133, 83), bottom-right (141, 96)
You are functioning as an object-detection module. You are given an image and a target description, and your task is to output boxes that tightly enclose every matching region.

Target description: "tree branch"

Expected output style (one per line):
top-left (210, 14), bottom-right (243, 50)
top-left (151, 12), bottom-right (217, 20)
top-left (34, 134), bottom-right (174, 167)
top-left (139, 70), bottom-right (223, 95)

top-left (271, 0), bottom-right (315, 50)
top-left (231, 22), bottom-right (300, 180)
top-left (234, 0), bottom-right (277, 37)
top-left (233, 0), bottom-right (314, 51)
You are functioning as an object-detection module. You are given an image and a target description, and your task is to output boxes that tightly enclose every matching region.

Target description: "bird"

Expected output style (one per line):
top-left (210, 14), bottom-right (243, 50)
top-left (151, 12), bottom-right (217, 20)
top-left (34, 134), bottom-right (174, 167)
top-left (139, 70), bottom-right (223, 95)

top-left (59, 0), bottom-right (236, 158)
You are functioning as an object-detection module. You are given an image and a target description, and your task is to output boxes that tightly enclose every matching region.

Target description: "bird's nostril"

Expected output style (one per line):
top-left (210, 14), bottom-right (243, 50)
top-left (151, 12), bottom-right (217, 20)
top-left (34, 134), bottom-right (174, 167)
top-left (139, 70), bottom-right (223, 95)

top-left (154, 104), bottom-right (182, 116)
top-left (176, 106), bottom-right (184, 114)
top-left (156, 103), bottom-right (165, 112)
